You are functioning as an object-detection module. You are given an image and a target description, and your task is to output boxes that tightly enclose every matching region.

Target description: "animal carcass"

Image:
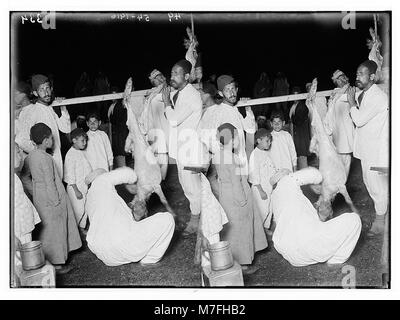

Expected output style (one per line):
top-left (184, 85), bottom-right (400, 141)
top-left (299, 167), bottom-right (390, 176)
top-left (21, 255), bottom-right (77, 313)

top-left (123, 78), bottom-right (174, 221)
top-left (306, 78), bottom-right (357, 221)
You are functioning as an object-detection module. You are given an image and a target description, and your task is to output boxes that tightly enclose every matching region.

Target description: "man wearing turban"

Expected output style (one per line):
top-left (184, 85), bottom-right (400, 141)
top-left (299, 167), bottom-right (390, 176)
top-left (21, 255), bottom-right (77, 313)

top-left (15, 74), bottom-right (71, 178)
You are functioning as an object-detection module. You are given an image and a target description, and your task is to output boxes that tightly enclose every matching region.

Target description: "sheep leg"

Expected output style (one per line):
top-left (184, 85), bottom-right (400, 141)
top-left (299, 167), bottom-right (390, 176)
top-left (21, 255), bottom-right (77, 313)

top-left (338, 185), bottom-right (358, 214)
top-left (154, 185), bottom-right (176, 218)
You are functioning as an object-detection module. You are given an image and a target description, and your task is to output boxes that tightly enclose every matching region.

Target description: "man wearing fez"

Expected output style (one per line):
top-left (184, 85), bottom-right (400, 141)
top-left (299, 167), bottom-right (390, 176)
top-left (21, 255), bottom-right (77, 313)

top-left (16, 74), bottom-right (71, 178)
top-left (162, 59), bottom-right (203, 236)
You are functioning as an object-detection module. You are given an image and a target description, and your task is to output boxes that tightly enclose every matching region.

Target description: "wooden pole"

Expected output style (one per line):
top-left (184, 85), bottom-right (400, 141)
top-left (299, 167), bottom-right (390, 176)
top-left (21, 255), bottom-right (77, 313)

top-left (235, 90), bottom-right (333, 108)
top-left (51, 89), bottom-right (151, 107)
top-left (50, 88), bottom-right (333, 108)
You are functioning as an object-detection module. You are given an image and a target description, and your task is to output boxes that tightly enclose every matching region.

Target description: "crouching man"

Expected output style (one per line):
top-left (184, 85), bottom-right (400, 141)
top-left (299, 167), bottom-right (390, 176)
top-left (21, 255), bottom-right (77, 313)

top-left (84, 167), bottom-right (175, 267)
top-left (271, 167), bottom-right (362, 267)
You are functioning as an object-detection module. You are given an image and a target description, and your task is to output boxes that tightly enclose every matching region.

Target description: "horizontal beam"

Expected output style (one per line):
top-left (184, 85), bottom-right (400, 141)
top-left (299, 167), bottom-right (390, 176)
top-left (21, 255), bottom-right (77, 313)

top-left (236, 90), bottom-right (333, 107)
top-left (51, 87), bottom-right (333, 108)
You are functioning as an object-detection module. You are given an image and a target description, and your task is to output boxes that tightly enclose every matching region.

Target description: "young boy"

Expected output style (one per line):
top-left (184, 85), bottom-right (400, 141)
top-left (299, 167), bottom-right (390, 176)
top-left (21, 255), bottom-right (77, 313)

top-left (85, 113), bottom-right (113, 172)
top-left (215, 123), bottom-right (267, 275)
top-left (269, 111), bottom-right (297, 172)
top-left (27, 123), bottom-right (81, 274)
top-left (64, 128), bottom-right (93, 232)
top-left (249, 128), bottom-right (277, 231)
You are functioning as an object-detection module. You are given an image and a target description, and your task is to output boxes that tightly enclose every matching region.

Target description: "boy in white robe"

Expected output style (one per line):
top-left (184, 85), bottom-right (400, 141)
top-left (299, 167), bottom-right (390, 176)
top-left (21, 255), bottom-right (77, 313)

top-left (85, 113), bottom-right (114, 172)
top-left (268, 112), bottom-right (297, 172)
top-left (271, 167), bottom-right (361, 267)
top-left (249, 128), bottom-right (277, 230)
top-left (64, 128), bottom-right (93, 230)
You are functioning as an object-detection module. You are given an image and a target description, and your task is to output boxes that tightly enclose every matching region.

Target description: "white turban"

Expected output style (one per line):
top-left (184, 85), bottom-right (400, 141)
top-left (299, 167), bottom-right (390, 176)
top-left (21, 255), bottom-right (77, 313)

top-left (85, 168), bottom-right (107, 185)
top-left (291, 167), bottom-right (323, 186)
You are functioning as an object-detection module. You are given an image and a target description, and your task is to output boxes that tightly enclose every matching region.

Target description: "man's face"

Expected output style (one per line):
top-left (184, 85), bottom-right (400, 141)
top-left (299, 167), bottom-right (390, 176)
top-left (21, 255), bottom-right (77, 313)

top-left (73, 136), bottom-right (87, 150)
top-left (333, 75), bottom-right (349, 88)
top-left (199, 90), bottom-right (210, 105)
top-left (355, 66), bottom-right (374, 90)
top-left (222, 82), bottom-right (238, 105)
top-left (195, 67), bottom-right (203, 82)
top-left (170, 65), bottom-right (188, 90)
top-left (271, 118), bottom-right (284, 132)
top-left (87, 117), bottom-right (100, 131)
top-left (151, 74), bottom-right (166, 87)
top-left (35, 82), bottom-right (53, 105)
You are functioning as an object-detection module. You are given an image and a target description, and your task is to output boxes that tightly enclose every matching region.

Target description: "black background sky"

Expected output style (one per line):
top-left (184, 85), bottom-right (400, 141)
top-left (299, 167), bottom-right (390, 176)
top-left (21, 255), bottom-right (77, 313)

top-left (11, 11), bottom-right (390, 100)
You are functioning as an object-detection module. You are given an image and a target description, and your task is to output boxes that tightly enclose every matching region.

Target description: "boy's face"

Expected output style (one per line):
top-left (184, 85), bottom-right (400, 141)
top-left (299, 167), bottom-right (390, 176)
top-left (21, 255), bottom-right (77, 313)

top-left (73, 136), bottom-right (87, 150)
top-left (87, 117), bottom-right (100, 131)
top-left (44, 135), bottom-right (54, 149)
top-left (271, 118), bottom-right (284, 132)
top-left (257, 135), bottom-right (272, 151)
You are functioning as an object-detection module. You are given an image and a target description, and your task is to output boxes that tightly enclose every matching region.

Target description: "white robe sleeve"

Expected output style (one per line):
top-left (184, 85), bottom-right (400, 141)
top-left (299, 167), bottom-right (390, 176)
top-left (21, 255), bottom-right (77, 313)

top-left (54, 108), bottom-right (71, 134)
top-left (15, 108), bottom-right (35, 153)
top-left (350, 93), bottom-right (388, 127)
top-left (63, 151), bottom-right (76, 185)
top-left (287, 133), bottom-right (297, 167)
top-left (248, 151), bottom-right (260, 185)
top-left (241, 109), bottom-right (256, 134)
top-left (102, 132), bottom-right (114, 166)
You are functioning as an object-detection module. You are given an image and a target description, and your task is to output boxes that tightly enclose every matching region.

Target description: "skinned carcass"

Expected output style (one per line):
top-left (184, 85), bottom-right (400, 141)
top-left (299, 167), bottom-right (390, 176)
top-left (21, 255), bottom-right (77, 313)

top-left (123, 78), bottom-right (175, 221)
top-left (306, 78), bottom-right (357, 221)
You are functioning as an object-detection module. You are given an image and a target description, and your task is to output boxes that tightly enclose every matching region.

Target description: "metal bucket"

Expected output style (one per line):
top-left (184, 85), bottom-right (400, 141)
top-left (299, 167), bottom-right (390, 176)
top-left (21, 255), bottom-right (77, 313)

top-left (19, 241), bottom-right (45, 271)
top-left (208, 241), bottom-right (234, 271)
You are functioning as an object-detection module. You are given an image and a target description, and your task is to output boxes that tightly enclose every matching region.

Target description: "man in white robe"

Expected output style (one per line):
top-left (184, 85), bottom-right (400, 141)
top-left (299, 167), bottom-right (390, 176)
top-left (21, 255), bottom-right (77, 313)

top-left (15, 74), bottom-right (71, 178)
top-left (271, 167), bottom-right (361, 267)
top-left (347, 60), bottom-right (389, 236)
top-left (85, 167), bottom-right (175, 266)
top-left (324, 70), bottom-right (355, 178)
top-left (162, 59), bottom-right (203, 235)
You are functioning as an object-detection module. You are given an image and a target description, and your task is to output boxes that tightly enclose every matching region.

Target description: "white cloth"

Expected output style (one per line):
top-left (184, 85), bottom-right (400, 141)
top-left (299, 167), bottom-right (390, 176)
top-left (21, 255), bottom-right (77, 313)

top-left (271, 174), bottom-right (361, 267)
top-left (361, 159), bottom-right (388, 216)
top-left (64, 147), bottom-right (93, 227)
top-left (325, 88), bottom-right (355, 154)
top-left (199, 173), bottom-right (228, 244)
top-left (85, 130), bottom-right (114, 171)
top-left (14, 174), bottom-right (41, 244)
top-left (177, 164), bottom-right (202, 216)
top-left (165, 83), bottom-right (203, 161)
top-left (85, 167), bottom-right (175, 266)
top-left (198, 102), bottom-right (256, 176)
top-left (269, 130), bottom-right (297, 171)
top-left (249, 148), bottom-right (277, 228)
top-left (15, 102), bottom-right (71, 178)
top-left (314, 96), bottom-right (328, 121)
top-left (350, 84), bottom-right (389, 167)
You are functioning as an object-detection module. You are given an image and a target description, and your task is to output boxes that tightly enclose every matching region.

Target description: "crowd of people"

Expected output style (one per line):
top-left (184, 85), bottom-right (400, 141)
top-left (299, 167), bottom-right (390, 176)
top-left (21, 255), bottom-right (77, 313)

top-left (12, 53), bottom-right (389, 281)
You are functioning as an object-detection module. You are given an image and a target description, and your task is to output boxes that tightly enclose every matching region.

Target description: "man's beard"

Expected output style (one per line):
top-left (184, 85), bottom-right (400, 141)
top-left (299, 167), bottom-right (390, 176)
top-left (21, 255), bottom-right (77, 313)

top-left (355, 81), bottom-right (364, 89)
top-left (226, 95), bottom-right (237, 104)
top-left (39, 94), bottom-right (54, 105)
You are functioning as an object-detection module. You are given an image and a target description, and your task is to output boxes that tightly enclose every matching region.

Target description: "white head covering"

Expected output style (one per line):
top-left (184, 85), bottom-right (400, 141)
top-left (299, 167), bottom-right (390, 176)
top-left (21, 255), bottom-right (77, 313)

top-left (149, 69), bottom-right (162, 81)
top-left (291, 167), bottom-right (323, 186)
top-left (85, 168), bottom-right (107, 185)
top-left (331, 70), bottom-right (345, 81)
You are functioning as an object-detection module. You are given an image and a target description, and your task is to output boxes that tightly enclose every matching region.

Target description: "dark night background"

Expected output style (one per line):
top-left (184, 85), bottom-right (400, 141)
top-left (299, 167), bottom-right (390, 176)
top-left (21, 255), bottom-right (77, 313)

top-left (11, 12), bottom-right (390, 109)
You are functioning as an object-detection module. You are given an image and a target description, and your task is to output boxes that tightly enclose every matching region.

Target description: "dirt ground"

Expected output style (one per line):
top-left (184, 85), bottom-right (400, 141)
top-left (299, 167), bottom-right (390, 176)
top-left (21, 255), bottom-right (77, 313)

top-left (56, 157), bottom-right (388, 288)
